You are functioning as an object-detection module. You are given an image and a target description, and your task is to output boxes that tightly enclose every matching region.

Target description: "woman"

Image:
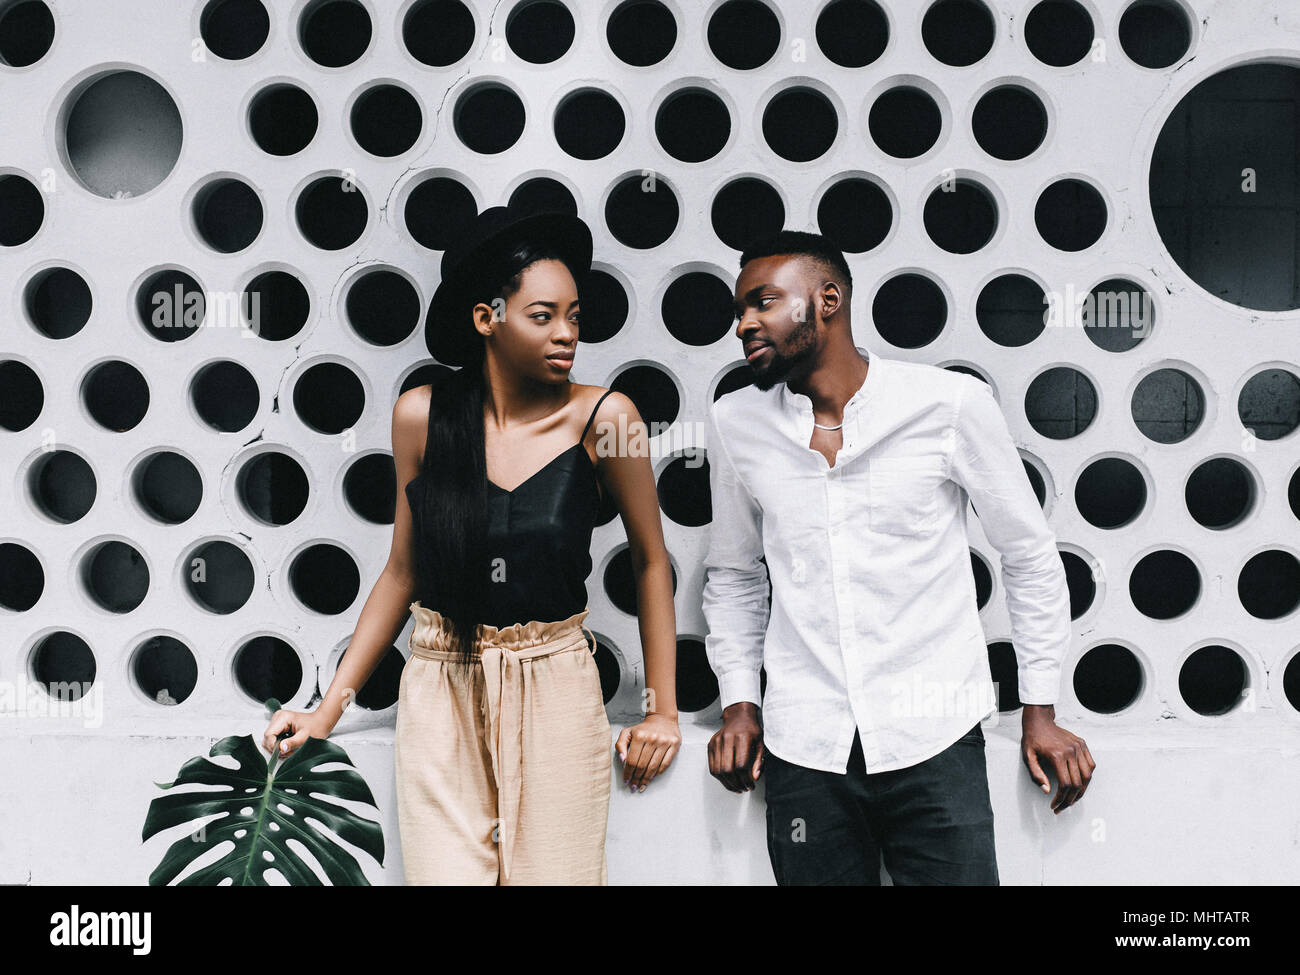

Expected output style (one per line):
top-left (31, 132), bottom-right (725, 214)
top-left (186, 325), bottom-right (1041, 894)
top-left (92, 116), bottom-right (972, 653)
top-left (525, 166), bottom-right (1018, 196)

top-left (261, 206), bottom-right (681, 884)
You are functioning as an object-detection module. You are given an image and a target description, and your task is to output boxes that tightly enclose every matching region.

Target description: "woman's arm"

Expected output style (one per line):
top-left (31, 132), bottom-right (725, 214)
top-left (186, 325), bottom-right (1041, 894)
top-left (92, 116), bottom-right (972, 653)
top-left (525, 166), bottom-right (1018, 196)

top-left (261, 386), bottom-right (428, 758)
top-left (591, 391), bottom-right (681, 790)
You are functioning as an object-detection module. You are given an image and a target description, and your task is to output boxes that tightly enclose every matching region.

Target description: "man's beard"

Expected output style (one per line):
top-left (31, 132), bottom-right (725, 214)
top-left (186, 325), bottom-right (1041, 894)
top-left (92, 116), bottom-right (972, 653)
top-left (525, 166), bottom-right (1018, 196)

top-left (749, 315), bottom-right (817, 391)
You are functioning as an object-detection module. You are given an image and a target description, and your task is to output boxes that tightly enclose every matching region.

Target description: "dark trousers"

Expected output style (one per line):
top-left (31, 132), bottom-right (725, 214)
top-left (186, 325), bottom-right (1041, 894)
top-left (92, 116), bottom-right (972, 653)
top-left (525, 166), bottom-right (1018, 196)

top-left (763, 722), bottom-right (999, 885)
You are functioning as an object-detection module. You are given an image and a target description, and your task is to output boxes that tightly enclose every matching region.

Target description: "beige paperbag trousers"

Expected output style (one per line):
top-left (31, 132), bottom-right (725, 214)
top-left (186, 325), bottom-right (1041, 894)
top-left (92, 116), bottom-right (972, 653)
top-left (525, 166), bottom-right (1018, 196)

top-left (395, 600), bottom-right (612, 885)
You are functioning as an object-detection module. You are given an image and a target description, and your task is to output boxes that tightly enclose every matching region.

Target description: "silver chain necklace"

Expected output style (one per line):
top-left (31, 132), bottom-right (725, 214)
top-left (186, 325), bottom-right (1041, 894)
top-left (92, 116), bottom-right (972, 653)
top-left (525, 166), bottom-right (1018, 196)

top-left (813, 420), bottom-right (843, 430)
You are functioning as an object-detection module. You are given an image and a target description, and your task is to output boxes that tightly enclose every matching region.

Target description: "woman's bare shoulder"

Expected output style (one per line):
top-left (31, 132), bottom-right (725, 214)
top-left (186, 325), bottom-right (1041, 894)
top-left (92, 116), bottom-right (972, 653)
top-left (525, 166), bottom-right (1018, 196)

top-left (393, 384), bottom-right (433, 467)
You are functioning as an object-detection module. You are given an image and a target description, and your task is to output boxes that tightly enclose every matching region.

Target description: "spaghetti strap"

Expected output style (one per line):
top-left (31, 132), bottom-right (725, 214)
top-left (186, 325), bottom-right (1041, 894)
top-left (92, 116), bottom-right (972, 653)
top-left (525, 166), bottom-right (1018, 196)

top-left (580, 389), bottom-right (615, 443)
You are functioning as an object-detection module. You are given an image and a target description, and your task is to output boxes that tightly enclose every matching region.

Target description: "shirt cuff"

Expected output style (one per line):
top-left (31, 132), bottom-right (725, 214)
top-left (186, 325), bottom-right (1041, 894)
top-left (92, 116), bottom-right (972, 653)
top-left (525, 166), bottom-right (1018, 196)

top-left (1018, 671), bottom-right (1061, 707)
top-left (717, 668), bottom-right (763, 710)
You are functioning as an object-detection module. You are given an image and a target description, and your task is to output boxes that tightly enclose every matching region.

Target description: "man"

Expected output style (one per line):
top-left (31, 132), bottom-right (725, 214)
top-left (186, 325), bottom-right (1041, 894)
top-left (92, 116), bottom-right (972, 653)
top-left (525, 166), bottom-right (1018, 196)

top-left (701, 230), bottom-right (1096, 885)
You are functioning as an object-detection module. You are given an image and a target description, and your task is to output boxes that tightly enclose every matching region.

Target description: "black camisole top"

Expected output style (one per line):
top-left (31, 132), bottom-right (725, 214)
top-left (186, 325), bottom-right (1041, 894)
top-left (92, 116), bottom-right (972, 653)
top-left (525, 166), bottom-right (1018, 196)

top-left (405, 388), bottom-right (614, 629)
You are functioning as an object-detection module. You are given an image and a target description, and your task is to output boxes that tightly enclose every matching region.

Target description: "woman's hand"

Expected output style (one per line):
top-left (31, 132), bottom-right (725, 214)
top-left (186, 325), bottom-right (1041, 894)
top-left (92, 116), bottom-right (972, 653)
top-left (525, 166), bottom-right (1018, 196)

top-left (261, 708), bottom-right (334, 761)
top-left (615, 712), bottom-right (681, 792)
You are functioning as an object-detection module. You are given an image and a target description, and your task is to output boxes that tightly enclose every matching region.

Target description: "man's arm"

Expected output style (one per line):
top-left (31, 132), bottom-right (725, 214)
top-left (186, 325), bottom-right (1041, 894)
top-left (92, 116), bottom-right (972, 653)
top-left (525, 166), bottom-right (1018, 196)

top-left (947, 376), bottom-right (1095, 812)
top-left (701, 405), bottom-right (769, 793)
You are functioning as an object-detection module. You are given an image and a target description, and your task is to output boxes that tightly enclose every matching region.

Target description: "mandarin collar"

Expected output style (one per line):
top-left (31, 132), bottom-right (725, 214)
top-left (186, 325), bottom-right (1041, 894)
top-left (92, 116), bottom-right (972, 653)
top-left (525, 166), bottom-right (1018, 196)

top-left (778, 347), bottom-right (879, 418)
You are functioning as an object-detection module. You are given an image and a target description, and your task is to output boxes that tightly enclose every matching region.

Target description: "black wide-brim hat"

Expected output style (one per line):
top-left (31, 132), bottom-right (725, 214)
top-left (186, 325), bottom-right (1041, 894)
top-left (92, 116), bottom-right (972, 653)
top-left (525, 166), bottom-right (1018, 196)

top-left (424, 206), bottom-right (593, 366)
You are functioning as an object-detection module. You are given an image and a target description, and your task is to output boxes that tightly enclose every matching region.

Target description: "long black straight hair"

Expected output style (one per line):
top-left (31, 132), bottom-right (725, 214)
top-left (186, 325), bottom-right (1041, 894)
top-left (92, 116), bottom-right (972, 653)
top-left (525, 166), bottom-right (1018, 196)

top-left (410, 236), bottom-right (578, 661)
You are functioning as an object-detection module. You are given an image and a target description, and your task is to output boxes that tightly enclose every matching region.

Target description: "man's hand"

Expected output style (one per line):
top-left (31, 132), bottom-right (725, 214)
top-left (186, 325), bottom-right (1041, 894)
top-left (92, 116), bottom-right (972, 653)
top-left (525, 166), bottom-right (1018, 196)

top-left (1021, 703), bottom-right (1095, 814)
top-left (708, 702), bottom-right (764, 793)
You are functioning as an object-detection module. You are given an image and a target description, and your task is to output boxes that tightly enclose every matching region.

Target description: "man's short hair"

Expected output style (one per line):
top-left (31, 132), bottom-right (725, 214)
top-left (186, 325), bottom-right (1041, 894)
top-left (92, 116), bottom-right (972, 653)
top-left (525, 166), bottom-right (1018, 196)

top-left (738, 230), bottom-right (853, 297)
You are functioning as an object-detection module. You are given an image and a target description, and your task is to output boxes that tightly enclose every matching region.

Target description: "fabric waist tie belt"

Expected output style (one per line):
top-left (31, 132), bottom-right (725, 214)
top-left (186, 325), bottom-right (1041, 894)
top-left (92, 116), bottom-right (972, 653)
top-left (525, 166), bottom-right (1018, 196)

top-left (406, 601), bottom-right (598, 882)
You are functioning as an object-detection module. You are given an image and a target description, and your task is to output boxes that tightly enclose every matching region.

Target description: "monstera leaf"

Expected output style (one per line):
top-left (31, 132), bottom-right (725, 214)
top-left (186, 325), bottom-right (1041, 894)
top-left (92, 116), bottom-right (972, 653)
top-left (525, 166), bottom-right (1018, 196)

top-left (142, 705), bottom-right (384, 885)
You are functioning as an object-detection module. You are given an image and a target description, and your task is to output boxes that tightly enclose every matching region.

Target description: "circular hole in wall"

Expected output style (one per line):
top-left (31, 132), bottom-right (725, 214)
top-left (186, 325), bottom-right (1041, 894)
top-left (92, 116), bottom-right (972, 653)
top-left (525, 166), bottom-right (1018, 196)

top-left (0, 359), bottom-right (42, 430)
top-left (555, 88), bottom-right (625, 160)
top-left (1237, 368), bottom-right (1300, 442)
top-left (236, 452), bottom-right (310, 526)
top-left (872, 273), bottom-right (947, 348)
top-left (677, 637), bottom-right (719, 711)
top-left (923, 178), bottom-right (997, 254)
top-left (1061, 549), bottom-right (1098, 619)
top-left (454, 82), bottom-right (525, 154)
top-left (576, 268), bottom-right (628, 344)
top-left (24, 266), bottom-right (91, 338)
top-left (707, 0), bottom-right (780, 70)
top-left (817, 177), bottom-right (891, 254)
top-left (345, 268), bottom-right (421, 346)
top-left (922, 0), bottom-right (995, 67)
top-left (1119, 0), bottom-right (1192, 69)
top-left (136, 269), bottom-right (205, 342)
top-left (609, 363), bottom-right (679, 429)
top-left (0, 0), bottom-right (55, 67)
top-left (0, 173), bottom-right (43, 245)
top-left (298, 0), bottom-right (371, 67)
top-left (295, 175), bottom-right (368, 250)
top-left (132, 635), bottom-right (199, 705)
top-left (0, 541), bottom-right (43, 611)
top-left (31, 632), bottom-right (96, 700)
top-left (1150, 63), bottom-right (1300, 311)
top-left (184, 539), bottom-right (255, 614)
top-left (1185, 457), bottom-right (1254, 530)
top-left (1025, 366), bottom-right (1096, 439)
top-left (243, 269), bottom-right (311, 341)
top-left (507, 0), bottom-right (574, 63)
top-left (1179, 645), bottom-right (1247, 716)
top-left (1024, 0), bottom-right (1094, 67)
top-left (976, 273), bottom-right (1046, 347)
top-left (193, 177), bottom-right (263, 253)
top-left (868, 86), bottom-right (941, 158)
top-left (1238, 550), bottom-right (1300, 620)
top-left (658, 453), bottom-right (711, 527)
top-left (816, 0), bottom-right (887, 68)
top-left (402, 0), bottom-right (475, 66)
top-left (289, 543), bottom-right (361, 614)
top-left (133, 451), bottom-right (202, 524)
top-left (655, 87), bottom-right (730, 163)
top-left (192, 360), bottom-right (260, 432)
top-left (83, 360), bottom-right (149, 432)
top-left (292, 362), bottom-right (365, 435)
top-left (1073, 643), bottom-right (1143, 713)
top-left (972, 85), bottom-right (1047, 160)
top-left (249, 83), bottom-right (318, 156)
top-left (606, 0), bottom-right (676, 67)
top-left (200, 0), bottom-right (270, 61)
top-left (351, 84), bottom-right (422, 157)
top-left (1035, 178), bottom-right (1106, 250)
top-left (606, 172), bottom-right (678, 248)
top-left (1129, 549), bottom-right (1200, 619)
top-left (662, 271), bottom-right (733, 347)
top-left (405, 175), bottom-right (478, 251)
top-left (29, 450), bottom-right (96, 522)
top-left (762, 86), bottom-right (838, 162)
top-left (1084, 278), bottom-right (1153, 351)
top-left (712, 177), bottom-right (784, 251)
top-left (1131, 368), bottom-right (1202, 443)
top-left (1075, 457), bottom-right (1147, 529)
top-left (342, 452), bottom-right (396, 525)
top-left (233, 635), bottom-right (302, 704)
top-left (62, 70), bottom-right (182, 198)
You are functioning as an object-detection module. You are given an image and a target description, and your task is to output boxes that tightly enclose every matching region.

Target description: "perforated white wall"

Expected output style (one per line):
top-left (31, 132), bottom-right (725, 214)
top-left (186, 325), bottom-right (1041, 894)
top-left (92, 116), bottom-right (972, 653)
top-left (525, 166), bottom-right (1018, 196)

top-left (2, 0), bottom-right (1298, 884)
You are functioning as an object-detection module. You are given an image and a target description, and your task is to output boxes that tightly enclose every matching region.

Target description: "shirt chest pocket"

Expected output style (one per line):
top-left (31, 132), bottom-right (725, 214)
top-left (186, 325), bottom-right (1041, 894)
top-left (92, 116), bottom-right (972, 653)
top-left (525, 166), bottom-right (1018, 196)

top-left (867, 457), bottom-right (946, 535)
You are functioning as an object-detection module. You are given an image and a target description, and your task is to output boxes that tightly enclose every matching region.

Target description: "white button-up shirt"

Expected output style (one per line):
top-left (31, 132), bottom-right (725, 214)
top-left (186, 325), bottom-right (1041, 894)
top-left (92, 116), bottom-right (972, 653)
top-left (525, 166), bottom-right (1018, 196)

top-left (701, 349), bottom-right (1072, 773)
